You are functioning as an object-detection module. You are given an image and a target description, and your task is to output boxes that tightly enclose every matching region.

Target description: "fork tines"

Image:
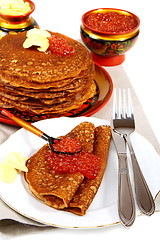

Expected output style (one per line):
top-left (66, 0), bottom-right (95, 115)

top-left (113, 88), bottom-right (134, 120)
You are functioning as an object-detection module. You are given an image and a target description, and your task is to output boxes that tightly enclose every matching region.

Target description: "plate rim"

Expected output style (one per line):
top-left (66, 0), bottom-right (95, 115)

top-left (0, 117), bottom-right (160, 229)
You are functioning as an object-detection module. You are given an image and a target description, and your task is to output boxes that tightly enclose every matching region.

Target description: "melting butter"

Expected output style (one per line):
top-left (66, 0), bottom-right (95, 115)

top-left (23, 29), bottom-right (51, 52)
top-left (0, 152), bottom-right (28, 183)
top-left (0, 0), bottom-right (31, 16)
top-left (0, 163), bottom-right (17, 183)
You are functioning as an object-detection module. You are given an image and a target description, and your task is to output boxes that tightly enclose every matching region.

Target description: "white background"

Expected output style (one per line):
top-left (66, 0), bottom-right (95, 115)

top-left (1, 0), bottom-right (160, 239)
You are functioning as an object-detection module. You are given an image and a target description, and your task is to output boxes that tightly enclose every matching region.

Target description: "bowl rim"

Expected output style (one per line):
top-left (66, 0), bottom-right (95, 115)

top-left (0, 0), bottom-right (35, 18)
top-left (81, 24), bottom-right (140, 41)
top-left (81, 8), bottom-right (140, 35)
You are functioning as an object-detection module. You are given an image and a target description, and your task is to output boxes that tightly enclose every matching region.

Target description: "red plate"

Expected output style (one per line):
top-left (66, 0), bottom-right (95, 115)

top-left (0, 63), bottom-right (113, 126)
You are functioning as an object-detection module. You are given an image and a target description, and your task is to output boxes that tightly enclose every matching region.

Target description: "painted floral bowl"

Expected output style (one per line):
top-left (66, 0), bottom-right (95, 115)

top-left (80, 8), bottom-right (140, 66)
top-left (0, 0), bottom-right (38, 34)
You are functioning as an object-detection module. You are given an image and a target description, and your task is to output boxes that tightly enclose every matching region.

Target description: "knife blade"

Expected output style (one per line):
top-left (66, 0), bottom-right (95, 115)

top-left (112, 129), bottom-right (135, 227)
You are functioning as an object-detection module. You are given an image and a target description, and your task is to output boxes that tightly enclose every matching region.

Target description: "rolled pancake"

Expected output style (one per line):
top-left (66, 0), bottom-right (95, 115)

top-left (25, 122), bottom-right (95, 209)
top-left (67, 125), bottom-right (111, 215)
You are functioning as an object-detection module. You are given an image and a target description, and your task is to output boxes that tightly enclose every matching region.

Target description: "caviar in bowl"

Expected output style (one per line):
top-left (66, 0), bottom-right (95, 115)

top-left (81, 8), bottom-right (140, 66)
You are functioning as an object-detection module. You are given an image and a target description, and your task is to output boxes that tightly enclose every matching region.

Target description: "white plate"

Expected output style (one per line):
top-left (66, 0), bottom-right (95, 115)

top-left (0, 117), bottom-right (160, 228)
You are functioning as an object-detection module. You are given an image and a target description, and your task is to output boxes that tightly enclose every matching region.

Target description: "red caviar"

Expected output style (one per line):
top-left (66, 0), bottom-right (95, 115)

top-left (53, 137), bottom-right (82, 153)
top-left (46, 149), bottom-right (100, 179)
top-left (84, 12), bottom-right (138, 34)
top-left (48, 35), bottom-right (75, 56)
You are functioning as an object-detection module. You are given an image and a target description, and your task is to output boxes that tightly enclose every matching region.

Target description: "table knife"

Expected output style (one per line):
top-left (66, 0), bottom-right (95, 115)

top-left (112, 129), bottom-right (136, 227)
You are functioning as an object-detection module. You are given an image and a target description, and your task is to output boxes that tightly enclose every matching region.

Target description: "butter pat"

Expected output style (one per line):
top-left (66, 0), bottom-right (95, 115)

top-left (0, 152), bottom-right (28, 183)
top-left (23, 29), bottom-right (51, 52)
top-left (0, 0), bottom-right (31, 16)
top-left (0, 163), bottom-right (17, 183)
top-left (4, 152), bottom-right (28, 172)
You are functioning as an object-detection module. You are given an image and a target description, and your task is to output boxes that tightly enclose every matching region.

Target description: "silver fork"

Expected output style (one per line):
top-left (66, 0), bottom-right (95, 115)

top-left (113, 88), bottom-right (155, 216)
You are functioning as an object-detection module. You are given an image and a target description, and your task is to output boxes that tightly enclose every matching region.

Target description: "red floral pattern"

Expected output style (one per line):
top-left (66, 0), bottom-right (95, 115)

top-left (81, 30), bottom-right (138, 56)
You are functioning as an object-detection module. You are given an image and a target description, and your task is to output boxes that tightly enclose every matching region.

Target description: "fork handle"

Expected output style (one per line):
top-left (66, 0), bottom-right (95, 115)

top-left (124, 135), bottom-right (155, 216)
top-left (118, 153), bottom-right (135, 227)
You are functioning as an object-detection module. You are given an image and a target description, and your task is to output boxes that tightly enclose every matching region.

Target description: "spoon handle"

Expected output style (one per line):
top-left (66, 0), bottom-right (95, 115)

top-left (1, 109), bottom-right (44, 138)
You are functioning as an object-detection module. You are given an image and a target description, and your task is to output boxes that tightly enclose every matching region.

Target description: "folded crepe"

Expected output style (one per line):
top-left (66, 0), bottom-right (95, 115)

top-left (24, 122), bottom-right (111, 215)
top-left (25, 122), bottom-right (95, 209)
top-left (67, 125), bottom-right (111, 215)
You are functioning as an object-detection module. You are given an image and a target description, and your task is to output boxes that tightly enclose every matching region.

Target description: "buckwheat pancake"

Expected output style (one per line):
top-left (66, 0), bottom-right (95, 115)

top-left (0, 32), bottom-right (94, 85)
top-left (67, 125), bottom-right (111, 215)
top-left (0, 31), bottom-right (96, 116)
top-left (24, 122), bottom-right (111, 215)
top-left (25, 122), bottom-right (95, 209)
top-left (0, 72), bottom-right (94, 100)
top-left (0, 81), bottom-right (96, 114)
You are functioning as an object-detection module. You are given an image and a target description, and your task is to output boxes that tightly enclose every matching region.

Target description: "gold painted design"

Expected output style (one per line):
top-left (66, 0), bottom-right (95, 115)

top-left (0, 17), bottom-right (34, 29)
top-left (81, 25), bottom-right (139, 41)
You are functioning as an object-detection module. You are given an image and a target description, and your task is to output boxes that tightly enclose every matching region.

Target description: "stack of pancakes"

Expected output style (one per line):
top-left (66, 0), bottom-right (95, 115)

top-left (0, 31), bottom-right (96, 118)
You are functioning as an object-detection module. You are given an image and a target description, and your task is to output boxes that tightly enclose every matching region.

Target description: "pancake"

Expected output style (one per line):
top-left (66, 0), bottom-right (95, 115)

top-left (0, 31), bottom-right (96, 117)
top-left (0, 73), bottom-right (93, 100)
top-left (0, 62), bottom-right (95, 89)
top-left (24, 122), bottom-right (111, 215)
top-left (0, 81), bottom-right (96, 114)
top-left (25, 122), bottom-right (95, 209)
top-left (0, 32), bottom-right (93, 84)
top-left (67, 125), bottom-right (111, 215)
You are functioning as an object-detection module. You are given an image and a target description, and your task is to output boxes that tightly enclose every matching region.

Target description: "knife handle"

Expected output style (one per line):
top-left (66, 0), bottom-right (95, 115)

top-left (118, 153), bottom-right (135, 227)
top-left (124, 135), bottom-right (155, 216)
